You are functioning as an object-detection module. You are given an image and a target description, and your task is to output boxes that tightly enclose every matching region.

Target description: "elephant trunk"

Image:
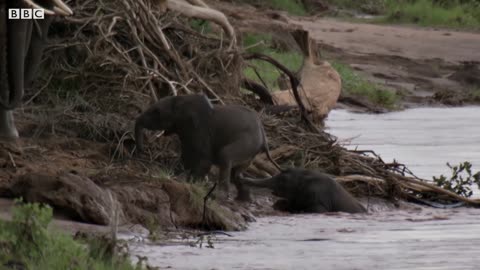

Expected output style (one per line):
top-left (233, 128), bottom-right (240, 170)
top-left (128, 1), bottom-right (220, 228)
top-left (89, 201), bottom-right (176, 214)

top-left (1, 0), bottom-right (7, 104)
top-left (24, 16), bottom-right (54, 87)
top-left (241, 177), bottom-right (277, 189)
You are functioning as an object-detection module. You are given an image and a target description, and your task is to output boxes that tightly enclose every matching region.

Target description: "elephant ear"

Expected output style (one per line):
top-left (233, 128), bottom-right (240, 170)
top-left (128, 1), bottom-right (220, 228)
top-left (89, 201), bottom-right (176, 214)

top-left (172, 95), bottom-right (214, 159)
top-left (172, 94), bottom-right (213, 130)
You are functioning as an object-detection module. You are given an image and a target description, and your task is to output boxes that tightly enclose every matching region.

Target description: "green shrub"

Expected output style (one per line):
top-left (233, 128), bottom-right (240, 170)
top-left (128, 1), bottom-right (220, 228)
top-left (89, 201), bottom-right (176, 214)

top-left (433, 161), bottom-right (480, 198)
top-left (0, 200), bottom-right (137, 270)
top-left (324, 0), bottom-right (387, 14)
top-left (242, 33), bottom-right (303, 91)
top-left (244, 0), bottom-right (307, 15)
top-left (382, 0), bottom-right (480, 29)
top-left (470, 87), bottom-right (480, 100)
top-left (332, 62), bottom-right (398, 108)
top-left (189, 19), bottom-right (212, 34)
top-left (267, 0), bottom-right (307, 15)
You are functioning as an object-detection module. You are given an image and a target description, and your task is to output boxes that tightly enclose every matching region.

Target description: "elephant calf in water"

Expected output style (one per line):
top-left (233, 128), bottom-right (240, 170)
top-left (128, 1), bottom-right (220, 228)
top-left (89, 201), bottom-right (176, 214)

top-left (134, 94), bottom-right (281, 201)
top-left (242, 168), bottom-right (366, 214)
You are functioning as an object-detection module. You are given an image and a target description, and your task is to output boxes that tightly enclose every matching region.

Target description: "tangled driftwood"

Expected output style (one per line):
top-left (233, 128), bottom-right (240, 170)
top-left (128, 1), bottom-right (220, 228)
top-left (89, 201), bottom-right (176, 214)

top-left (22, 0), bottom-right (480, 208)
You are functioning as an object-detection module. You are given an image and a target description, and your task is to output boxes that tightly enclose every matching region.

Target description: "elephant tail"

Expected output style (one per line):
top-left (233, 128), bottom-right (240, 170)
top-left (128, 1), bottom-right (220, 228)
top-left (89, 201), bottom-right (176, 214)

top-left (0, 12), bottom-right (25, 111)
top-left (260, 124), bottom-right (282, 172)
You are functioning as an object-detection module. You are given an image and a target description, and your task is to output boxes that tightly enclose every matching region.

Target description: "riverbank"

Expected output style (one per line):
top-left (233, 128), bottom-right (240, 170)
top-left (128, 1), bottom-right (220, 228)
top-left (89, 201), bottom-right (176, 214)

top-left (214, 0), bottom-right (480, 112)
top-left (300, 17), bottom-right (480, 111)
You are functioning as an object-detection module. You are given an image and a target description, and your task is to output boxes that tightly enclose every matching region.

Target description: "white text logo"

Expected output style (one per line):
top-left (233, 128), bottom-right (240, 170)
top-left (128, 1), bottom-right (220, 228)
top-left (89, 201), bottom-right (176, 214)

top-left (8, 9), bottom-right (45, 20)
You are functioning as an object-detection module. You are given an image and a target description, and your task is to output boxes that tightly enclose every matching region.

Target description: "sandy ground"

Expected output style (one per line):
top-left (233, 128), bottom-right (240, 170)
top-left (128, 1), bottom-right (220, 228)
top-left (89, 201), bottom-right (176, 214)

top-left (292, 18), bottom-right (480, 107)
top-left (295, 18), bottom-right (480, 63)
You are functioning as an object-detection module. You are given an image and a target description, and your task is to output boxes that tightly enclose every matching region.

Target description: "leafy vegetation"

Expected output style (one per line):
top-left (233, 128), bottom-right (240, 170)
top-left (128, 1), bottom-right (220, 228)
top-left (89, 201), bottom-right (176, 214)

top-left (243, 0), bottom-right (307, 15)
top-left (322, 0), bottom-right (480, 29)
top-left (242, 33), bottom-right (303, 91)
top-left (433, 161), bottom-right (480, 198)
top-left (331, 61), bottom-right (398, 108)
top-left (324, 0), bottom-right (386, 14)
top-left (0, 200), bottom-right (137, 270)
top-left (189, 19), bottom-right (212, 34)
top-left (470, 87), bottom-right (480, 101)
top-left (382, 0), bottom-right (480, 29)
top-left (267, 0), bottom-right (307, 15)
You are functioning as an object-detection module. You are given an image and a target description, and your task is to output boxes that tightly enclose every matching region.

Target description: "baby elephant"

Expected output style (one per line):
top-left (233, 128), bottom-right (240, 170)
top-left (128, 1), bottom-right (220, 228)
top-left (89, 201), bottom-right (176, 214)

top-left (135, 94), bottom-right (280, 201)
top-left (242, 168), bottom-right (366, 214)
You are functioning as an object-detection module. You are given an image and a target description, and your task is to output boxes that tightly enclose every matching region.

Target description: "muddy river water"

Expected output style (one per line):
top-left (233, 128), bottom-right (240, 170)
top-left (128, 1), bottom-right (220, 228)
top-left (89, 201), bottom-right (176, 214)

top-left (327, 107), bottom-right (480, 183)
top-left (126, 107), bottom-right (480, 270)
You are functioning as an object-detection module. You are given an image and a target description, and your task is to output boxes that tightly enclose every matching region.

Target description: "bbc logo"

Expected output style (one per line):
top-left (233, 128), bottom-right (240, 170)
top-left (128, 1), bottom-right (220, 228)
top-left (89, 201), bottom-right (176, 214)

top-left (8, 9), bottom-right (45, 19)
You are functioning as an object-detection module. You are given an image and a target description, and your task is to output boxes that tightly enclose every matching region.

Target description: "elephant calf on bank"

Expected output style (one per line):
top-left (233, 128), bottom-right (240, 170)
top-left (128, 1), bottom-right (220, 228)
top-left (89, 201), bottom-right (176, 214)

top-left (134, 94), bottom-right (281, 201)
top-left (242, 168), bottom-right (366, 214)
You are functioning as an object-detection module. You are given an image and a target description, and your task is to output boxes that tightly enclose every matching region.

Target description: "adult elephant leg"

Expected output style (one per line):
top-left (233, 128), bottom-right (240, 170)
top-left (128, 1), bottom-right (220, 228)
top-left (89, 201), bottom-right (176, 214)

top-left (0, 111), bottom-right (18, 139)
top-left (0, 4), bottom-right (13, 140)
top-left (0, 17), bottom-right (31, 139)
top-left (24, 16), bottom-right (54, 87)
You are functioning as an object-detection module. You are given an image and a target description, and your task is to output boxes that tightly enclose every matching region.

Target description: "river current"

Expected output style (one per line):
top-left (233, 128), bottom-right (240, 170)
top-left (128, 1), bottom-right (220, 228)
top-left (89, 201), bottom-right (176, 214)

top-left (327, 107), bottom-right (480, 182)
top-left (126, 107), bottom-right (480, 270)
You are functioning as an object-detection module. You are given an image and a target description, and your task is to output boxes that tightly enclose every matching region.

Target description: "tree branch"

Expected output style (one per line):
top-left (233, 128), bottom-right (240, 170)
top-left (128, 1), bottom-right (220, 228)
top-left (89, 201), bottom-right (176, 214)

top-left (241, 78), bottom-right (274, 104)
top-left (244, 52), bottom-right (319, 132)
top-left (165, 0), bottom-right (236, 48)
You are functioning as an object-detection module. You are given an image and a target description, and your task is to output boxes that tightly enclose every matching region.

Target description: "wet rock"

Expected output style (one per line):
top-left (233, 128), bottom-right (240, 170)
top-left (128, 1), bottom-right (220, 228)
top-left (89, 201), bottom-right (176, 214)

top-left (161, 180), bottom-right (247, 231)
top-left (433, 89), bottom-right (465, 106)
top-left (449, 61), bottom-right (480, 87)
top-left (109, 182), bottom-right (172, 228)
top-left (4, 172), bottom-right (119, 225)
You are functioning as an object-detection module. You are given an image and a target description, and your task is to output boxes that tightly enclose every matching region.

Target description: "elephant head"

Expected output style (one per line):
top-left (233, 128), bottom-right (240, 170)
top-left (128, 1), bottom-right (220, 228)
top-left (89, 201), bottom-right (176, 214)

top-left (242, 168), bottom-right (300, 198)
top-left (0, 0), bottom-right (72, 140)
top-left (134, 94), bottom-right (214, 153)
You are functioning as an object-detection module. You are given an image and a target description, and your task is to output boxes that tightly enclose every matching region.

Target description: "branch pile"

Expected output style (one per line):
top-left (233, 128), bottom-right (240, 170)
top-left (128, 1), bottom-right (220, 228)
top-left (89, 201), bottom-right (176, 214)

top-left (21, 0), bottom-right (480, 208)
top-left (29, 0), bottom-right (241, 143)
